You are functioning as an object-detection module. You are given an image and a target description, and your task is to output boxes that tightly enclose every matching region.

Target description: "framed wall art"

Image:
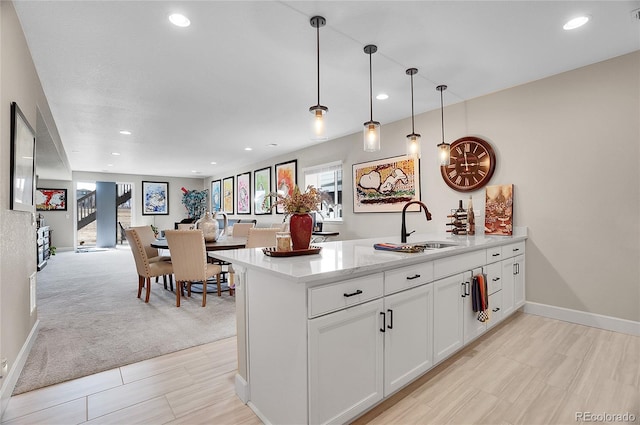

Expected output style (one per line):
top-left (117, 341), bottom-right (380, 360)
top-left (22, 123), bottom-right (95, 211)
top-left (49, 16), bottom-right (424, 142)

top-left (10, 102), bottom-right (36, 212)
top-left (222, 176), bottom-right (234, 214)
top-left (352, 154), bottom-right (421, 213)
top-left (253, 166), bottom-right (272, 215)
top-left (211, 179), bottom-right (221, 212)
top-left (274, 159), bottom-right (297, 214)
top-left (142, 181), bottom-right (169, 215)
top-left (485, 184), bottom-right (514, 235)
top-left (36, 188), bottom-right (67, 211)
top-left (237, 172), bottom-right (251, 214)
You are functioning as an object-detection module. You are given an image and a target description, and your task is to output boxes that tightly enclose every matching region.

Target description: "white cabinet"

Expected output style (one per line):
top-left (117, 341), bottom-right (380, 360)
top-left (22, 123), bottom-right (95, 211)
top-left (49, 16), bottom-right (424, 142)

top-left (463, 268), bottom-right (487, 345)
top-left (500, 245), bottom-right (526, 317)
top-left (514, 254), bottom-right (525, 308)
top-left (309, 299), bottom-right (384, 425)
top-left (384, 284), bottom-right (433, 396)
top-left (501, 258), bottom-right (516, 317)
top-left (433, 273), bottom-right (464, 364)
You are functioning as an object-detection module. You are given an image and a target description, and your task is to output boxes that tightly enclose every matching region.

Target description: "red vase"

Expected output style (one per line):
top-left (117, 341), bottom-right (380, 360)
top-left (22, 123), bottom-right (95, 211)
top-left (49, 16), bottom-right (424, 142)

top-left (290, 213), bottom-right (313, 250)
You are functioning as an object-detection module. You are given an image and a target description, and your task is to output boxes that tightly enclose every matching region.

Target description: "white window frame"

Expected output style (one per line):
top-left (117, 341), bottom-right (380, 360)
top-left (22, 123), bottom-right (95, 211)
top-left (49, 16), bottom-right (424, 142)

top-left (303, 161), bottom-right (343, 223)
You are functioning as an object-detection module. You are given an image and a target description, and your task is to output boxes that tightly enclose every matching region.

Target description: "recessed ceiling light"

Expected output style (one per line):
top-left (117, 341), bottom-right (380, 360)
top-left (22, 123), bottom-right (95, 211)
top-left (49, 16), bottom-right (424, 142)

top-left (191, 170), bottom-right (198, 173)
top-left (119, 130), bottom-right (131, 135)
top-left (376, 93), bottom-right (389, 100)
top-left (107, 164), bottom-right (113, 167)
top-left (210, 161), bottom-right (217, 165)
top-left (111, 152), bottom-right (120, 156)
top-left (169, 13), bottom-right (190, 27)
top-left (563, 16), bottom-right (590, 30)
top-left (244, 147), bottom-right (253, 151)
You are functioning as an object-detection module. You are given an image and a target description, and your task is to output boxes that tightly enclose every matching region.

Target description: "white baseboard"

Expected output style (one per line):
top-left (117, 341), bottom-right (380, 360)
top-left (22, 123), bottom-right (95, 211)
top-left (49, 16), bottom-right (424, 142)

top-left (235, 373), bottom-right (250, 404)
top-left (524, 302), bottom-right (640, 336)
top-left (0, 320), bottom-right (40, 418)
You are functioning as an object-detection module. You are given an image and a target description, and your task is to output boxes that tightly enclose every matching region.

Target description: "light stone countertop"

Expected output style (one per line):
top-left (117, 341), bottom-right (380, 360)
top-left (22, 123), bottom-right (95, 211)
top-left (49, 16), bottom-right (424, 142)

top-left (212, 227), bottom-right (527, 285)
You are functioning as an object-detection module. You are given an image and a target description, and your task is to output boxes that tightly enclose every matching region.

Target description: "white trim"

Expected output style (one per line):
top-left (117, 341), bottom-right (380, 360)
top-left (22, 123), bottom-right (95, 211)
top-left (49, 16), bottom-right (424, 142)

top-left (524, 302), bottom-right (640, 336)
top-left (301, 160), bottom-right (342, 175)
top-left (0, 320), bottom-right (40, 417)
top-left (235, 373), bottom-right (250, 403)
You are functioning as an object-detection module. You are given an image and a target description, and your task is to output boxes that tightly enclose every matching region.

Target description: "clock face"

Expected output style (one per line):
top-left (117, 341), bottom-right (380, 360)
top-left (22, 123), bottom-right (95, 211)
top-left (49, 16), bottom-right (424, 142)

top-left (440, 136), bottom-right (496, 192)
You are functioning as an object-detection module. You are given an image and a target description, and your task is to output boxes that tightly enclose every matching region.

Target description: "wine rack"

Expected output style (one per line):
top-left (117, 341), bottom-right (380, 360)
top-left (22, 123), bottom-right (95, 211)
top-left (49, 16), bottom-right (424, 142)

top-left (446, 202), bottom-right (467, 235)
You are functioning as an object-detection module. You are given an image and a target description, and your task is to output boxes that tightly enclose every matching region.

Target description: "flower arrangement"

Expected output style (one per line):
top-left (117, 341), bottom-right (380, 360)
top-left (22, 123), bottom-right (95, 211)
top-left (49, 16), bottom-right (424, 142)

top-left (181, 187), bottom-right (208, 219)
top-left (263, 185), bottom-right (321, 215)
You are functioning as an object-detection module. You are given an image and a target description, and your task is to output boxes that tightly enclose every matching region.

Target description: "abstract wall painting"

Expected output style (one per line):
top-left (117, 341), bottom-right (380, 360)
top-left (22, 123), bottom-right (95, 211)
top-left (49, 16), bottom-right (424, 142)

top-left (237, 172), bottom-right (251, 214)
top-left (211, 179), bottom-right (221, 212)
top-left (222, 176), bottom-right (234, 214)
top-left (274, 160), bottom-right (297, 214)
top-left (254, 166), bottom-right (271, 215)
top-left (36, 188), bottom-right (67, 211)
top-left (142, 181), bottom-right (169, 215)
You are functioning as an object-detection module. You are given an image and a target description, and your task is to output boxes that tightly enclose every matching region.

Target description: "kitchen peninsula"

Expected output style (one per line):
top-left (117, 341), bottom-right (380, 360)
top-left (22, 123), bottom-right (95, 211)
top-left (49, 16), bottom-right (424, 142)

top-left (214, 229), bottom-right (527, 425)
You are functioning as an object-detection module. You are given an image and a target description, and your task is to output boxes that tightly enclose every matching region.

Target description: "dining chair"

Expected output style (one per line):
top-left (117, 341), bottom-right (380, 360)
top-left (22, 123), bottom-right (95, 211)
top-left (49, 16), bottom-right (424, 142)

top-left (230, 222), bottom-right (254, 237)
top-left (270, 222), bottom-right (286, 230)
top-left (177, 223), bottom-right (196, 230)
top-left (245, 227), bottom-right (280, 248)
top-left (129, 225), bottom-right (173, 290)
top-left (164, 230), bottom-right (223, 307)
top-left (125, 229), bottom-right (174, 303)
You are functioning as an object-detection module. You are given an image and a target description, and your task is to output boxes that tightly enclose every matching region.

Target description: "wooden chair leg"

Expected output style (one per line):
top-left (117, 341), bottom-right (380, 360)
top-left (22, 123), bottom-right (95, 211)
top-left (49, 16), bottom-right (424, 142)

top-left (229, 272), bottom-right (234, 296)
top-left (202, 281), bottom-right (207, 307)
top-left (176, 281), bottom-right (182, 307)
top-left (163, 275), bottom-right (168, 290)
top-left (169, 275), bottom-right (174, 292)
top-left (217, 275), bottom-right (222, 297)
top-left (138, 276), bottom-right (144, 298)
top-left (145, 277), bottom-right (152, 302)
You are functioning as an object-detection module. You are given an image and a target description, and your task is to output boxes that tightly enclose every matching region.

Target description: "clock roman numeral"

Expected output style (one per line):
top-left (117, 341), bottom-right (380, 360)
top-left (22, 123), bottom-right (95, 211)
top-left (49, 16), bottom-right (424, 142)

top-left (473, 176), bottom-right (479, 183)
top-left (448, 170), bottom-right (457, 178)
top-left (478, 151), bottom-right (487, 158)
top-left (465, 177), bottom-right (469, 186)
top-left (478, 169), bottom-right (486, 177)
top-left (464, 143), bottom-right (470, 152)
top-left (455, 176), bottom-right (462, 184)
top-left (456, 147), bottom-right (463, 155)
top-left (473, 144), bottom-right (479, 154)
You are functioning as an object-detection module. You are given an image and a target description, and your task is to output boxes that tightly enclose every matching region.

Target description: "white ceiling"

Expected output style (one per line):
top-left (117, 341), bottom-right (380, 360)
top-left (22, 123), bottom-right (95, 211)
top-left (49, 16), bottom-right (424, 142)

top-left (14, 1), bottom-right (640, 180)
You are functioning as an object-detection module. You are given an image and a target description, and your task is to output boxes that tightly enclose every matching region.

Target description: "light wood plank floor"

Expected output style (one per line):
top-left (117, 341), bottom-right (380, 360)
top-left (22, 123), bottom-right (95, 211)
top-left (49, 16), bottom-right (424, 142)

top-left (2, 312), bottom-right (638, 425)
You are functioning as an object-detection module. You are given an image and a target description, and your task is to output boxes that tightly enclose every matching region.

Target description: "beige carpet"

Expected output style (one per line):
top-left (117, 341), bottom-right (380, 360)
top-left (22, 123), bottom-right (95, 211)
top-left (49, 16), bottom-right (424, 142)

top-left (13, 245), bottom-right (236, 395)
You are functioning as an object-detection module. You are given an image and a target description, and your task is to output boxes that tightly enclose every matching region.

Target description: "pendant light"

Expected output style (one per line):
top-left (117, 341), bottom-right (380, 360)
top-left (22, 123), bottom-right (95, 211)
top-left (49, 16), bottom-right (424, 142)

top-left (363, 44), bottom-right (380, 152)
top-left (436, 84), bottom-right (450, 166)
top-left (406, 68), bottom-right (421, 158)
top-left (309, 16), bottom-right (328, 141)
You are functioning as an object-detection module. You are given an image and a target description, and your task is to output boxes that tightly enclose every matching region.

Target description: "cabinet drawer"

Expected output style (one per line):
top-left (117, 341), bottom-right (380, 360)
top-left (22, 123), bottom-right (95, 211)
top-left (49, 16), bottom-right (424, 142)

top-left (308, 274), bottom-right (384, 318)
top-left (488, 291), bottom-right (503, 328)
top-left (485, 262), bottom-right (502, 295)
top-left (486, 246), bottom-right (502, 263)
top-left (502, 241), bottom-right (525, 258)
top-left (434, 250), bottom-right (485, 279)
top-left (384, 262), bottom-right (433, 295)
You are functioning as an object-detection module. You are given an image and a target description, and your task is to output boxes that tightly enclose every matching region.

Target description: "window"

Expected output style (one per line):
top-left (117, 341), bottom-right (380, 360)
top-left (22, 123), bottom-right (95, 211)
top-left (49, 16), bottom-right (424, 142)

top-left (303, 161), bottom-right (342, 222)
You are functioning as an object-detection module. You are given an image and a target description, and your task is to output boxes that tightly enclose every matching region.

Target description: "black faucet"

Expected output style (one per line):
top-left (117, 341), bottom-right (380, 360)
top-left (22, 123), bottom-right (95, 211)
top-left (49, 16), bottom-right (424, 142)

top-left (401, 200), bottom-right (433, 243)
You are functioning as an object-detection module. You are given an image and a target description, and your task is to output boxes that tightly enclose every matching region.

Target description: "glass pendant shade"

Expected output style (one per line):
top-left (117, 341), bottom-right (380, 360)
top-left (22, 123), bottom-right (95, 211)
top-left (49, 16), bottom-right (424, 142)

top-left (438, 142), bottom-right (450, 166)
top-left (310, 105), bottom-right (328, 141)
top-left (407, 133), bottom-right (421, 158)
top-left (364, 121), bottom-right (381, 152)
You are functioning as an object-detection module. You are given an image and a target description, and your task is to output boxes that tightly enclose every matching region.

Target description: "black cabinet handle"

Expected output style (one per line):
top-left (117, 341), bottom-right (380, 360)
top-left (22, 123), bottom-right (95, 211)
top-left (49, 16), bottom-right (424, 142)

top-left (387, 309), bottom-right (393, 329)
top-left (513, 248), bottom-right (520, 252)
top-left (492, 253), bottom-right (500, 257)
top-left (406, 274), bottom-right (421, 280)
top-left (380, 312), bottom-right (386, 332)
top-left (461, 282), bottom-right (466, 298)
top-left (492, 277), bottom-right (500, 281)
top-left (492, 307), bottom-right (500, 312)
top-left (343, 289), bottom-right (363, 298)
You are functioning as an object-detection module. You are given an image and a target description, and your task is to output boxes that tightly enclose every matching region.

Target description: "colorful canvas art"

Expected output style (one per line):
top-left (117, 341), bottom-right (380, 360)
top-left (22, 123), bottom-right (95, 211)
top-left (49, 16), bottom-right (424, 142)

top-left (223, 177), bottom-right (234, 214)
top-left (237, 172), bottom-right (251, 214)
top-left (211, 180), bottom-right (221, 212)
top-left (254, 167), bottom-right (271, 214)
top-left (275, 160), bottom-right (297, 214)
top-left (36, 188), bottom-right (67, 211)
top-left (352, 154), bottom-right (421, 213)
top-left (485, 184), bottom-right (514, 235)
top-left (142, 181), bottom-right (169, 215)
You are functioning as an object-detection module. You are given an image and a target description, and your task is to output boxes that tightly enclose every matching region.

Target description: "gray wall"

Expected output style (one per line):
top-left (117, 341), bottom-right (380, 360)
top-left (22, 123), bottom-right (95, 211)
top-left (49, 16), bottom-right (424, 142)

top-left (95, 182), bottom-right (116, 247)
top-left (209, 52), bottom-right (640, 323)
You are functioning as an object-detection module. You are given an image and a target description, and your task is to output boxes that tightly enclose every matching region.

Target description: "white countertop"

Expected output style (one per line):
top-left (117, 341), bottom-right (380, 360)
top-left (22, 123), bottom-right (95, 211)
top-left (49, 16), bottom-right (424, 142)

top-left (212, 227), bottom-right (527, 284)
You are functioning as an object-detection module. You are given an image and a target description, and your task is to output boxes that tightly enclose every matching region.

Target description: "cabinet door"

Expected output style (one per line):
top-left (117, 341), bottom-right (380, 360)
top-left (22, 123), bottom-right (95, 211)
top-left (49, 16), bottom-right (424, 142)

top-left (514, 255), bottom-right (526, 308)
top-left (433, 273), bottom-right (464, 364)
top-left (501, 258), bottom-right (515, 317)
top-left (463, 269), bottom-right (487, 345)
top-left (384, 284), bottom-right (433, 396)
top-left (308, 298), bottom-right (384, 425)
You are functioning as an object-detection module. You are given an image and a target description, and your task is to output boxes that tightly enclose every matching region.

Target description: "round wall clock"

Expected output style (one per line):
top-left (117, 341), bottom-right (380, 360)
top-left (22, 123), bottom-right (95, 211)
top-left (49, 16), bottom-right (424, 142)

top-left (440, 136), bottom-right (496, 192)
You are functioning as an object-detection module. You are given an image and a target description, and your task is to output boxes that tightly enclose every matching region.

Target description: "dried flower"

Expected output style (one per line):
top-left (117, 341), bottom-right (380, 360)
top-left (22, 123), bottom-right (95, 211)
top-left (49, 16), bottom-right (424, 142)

top-left (263, 185), bottom-right (321, 215)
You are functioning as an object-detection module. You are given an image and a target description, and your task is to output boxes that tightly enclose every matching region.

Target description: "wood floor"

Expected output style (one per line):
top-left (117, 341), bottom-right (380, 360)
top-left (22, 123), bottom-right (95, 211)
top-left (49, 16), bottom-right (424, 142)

top-left (2, 312), bottom-right (638, 425)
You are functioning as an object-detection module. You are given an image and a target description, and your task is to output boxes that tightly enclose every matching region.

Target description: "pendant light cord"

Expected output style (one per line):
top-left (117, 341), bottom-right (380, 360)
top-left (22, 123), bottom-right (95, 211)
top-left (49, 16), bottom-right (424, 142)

top-left (410, 73), bottom-right (415, 133)
top-left (440, 88), bottom-right (445, 143)
top-left (316, 24), bottom-right (320, 105)
top-left (369, 52), bottom-right (373, 121)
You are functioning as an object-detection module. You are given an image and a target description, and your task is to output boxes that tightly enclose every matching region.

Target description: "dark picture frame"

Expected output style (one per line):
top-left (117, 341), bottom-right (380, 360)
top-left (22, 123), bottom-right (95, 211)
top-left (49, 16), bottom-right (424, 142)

top-left (253, 166), bottom-right (272, 215)
top-left (274, 159), bottom-right (297, 214)
top-left (142, 181), bottom-right (169, 215)
top-left (236, 172), bottom-right (251, 214)
top-left (10, 102), bottom-right (36, 212)
top-left (222, 176), bottom-right (234, 214)
top-left (352, 154), bottom-right (421, 213)
top-left (36, 188), bottom-right (67, 211)
top-left (211, 179), bottom-right (222, 212)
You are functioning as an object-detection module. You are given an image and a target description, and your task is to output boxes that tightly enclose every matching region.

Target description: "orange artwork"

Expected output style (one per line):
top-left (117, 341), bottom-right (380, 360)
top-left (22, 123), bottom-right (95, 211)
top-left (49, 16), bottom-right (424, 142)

top-left (275, 160), bottom-right (297, 214)
top-left (484, 184), bottom-right (513, 235)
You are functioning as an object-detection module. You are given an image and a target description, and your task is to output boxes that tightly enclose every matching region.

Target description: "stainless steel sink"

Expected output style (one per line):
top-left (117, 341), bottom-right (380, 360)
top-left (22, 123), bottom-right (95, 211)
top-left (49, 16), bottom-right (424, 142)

top-left (412, 241), bottom-right (459, 249)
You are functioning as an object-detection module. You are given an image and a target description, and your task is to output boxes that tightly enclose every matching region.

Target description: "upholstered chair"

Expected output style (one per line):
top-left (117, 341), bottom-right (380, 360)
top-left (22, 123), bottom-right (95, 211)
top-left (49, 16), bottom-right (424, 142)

top-left (230, 222), bottom-right (254, 237)
top-left (164, 230), bottom-right (223, 307)
top-left (125, 228), bottom-right (174, 303)
top-left (128, 225), bottom-right (171, 263)
top-left (245, 227), bottom-right (280, 248)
